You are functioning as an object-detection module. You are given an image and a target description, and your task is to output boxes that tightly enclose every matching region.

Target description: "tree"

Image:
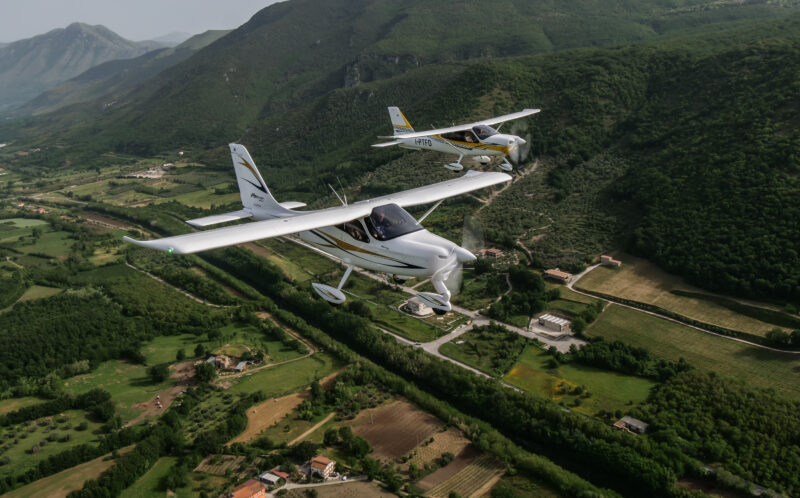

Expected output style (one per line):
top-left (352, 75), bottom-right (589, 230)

top-left (195, 362), bottom-right (216, 383)
top-left (323, 428), bottom-right (339, 446)
top-left (194, 343), bottom-right (207, 358)
top-left (791, 330), bottom-right (800, 346)
top-left (148, 363), bottom-right (170, 383)
top-left (339, 426), bottom-right (354, 443)
top-left (289, 441), bottom-right (318, 462)
top-left (176, 349), bottom-right (186, 361)
top-left (766, 328), bottom-right (790, 345)
top-left (310, 379), bottom-right (322, 399)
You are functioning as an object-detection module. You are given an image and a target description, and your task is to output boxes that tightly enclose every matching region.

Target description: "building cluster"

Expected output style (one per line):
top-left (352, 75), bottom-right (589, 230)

top-left (205, 355), bottom-right (251, 373)
top-left (227, 456), bottom-right (339, 497)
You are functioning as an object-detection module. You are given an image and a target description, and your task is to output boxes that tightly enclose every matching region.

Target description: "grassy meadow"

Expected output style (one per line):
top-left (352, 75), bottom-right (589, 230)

top-left (504, 346), bottom-right (656, 415)
top-left (588, 304), bottom-right (800, 400)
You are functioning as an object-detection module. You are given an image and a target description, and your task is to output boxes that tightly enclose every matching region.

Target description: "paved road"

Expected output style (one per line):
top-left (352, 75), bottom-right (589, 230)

top-left (568, 265), bottom-right (800, 355)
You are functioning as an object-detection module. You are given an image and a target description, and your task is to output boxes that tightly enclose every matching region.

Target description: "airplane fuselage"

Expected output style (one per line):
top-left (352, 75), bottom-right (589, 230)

top-left (398, 133), bottom-right (517, 157)
top-left (252, 208), bottom-right (472, 280)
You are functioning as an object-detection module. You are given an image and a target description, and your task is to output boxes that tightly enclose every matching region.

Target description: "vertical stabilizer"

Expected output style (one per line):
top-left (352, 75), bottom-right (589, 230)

top-left (229, 143), bottom-right (291, 216)
top-left (388, 107), bottom-right (415, 135)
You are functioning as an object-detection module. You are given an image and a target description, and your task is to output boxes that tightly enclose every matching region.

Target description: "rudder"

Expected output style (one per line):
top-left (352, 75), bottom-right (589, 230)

top-left (388, 107), bottom-right (414, 135)
top-left (229, 143), bottom-right (290, 215)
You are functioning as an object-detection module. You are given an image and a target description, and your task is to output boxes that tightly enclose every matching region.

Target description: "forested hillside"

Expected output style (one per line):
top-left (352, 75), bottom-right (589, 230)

top-left (2, 2), bottom-right (800, 302)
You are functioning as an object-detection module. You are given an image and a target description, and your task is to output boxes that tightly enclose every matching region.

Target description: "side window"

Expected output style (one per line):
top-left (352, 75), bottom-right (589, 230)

top-left (337, 220), bottom-right (369, 243)
top-left (441, 130), bottom-right (479, 143)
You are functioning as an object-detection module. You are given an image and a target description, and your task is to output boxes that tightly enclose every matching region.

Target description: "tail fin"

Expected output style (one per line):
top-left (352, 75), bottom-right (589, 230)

top-left (388, 107), bottom-right (414, 135)
top-left (229, 143), bottom-right (291, 216)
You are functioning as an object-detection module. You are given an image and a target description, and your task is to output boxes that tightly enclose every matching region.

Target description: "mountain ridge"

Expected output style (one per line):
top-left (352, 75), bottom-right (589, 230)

top-left (0, 22), bottom-right (163, 112)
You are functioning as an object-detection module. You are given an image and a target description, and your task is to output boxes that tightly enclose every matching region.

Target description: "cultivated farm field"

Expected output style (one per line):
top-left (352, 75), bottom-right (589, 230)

top-left (405, 427), bottom-right (471, 470)
top-left (228, 391), bottom-right (307, 444)
top-left (575, 253), bottom-right (788, 336)
top-left (589, 304), bottom-right (800, 400)
top-left (5, 447), bottom-right (133, 498)
top-left (284, 481), bottom-right (396, 497)
top-left (351, 399), bottom-right (443, 461)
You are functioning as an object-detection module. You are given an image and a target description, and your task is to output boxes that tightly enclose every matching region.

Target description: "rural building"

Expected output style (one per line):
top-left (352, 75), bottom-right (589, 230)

top-left (600, 255), bottom-right (622, 268)
top-left (258, 471), bottom-right (282, 486)
top-left (309, 456), bottom-right (336, 478)
top-left (538, 313), bottom-right (571, 333)
top-left (613, 416), bottom-right (649, 435)
top-left (205, 356), bottom-right (216, 364)
top-left (235, 361), bottom-right (247, 372)
top-left (544, 268), bottom-right (574, 284)
top-left (269, 467), bottom-right (289, 480)
top-left (477, 248), bottom-right (504, 259)
top-left (228, 479), bottom-right (266, 498)
top-left (215, 355), bottom-right (232, 369)
top-left (406, 297), bottom-right (433, 316)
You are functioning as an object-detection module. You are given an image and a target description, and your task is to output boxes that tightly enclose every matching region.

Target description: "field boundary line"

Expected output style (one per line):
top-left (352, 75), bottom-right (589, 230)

top-left (570, 266), bottom-right (800, 355)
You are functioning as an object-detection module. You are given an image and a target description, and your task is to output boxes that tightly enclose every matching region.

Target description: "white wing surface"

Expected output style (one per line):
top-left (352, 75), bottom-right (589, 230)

top-left (124, 170), bottom-right (510, 254)
top-left (381, 109), bottom-right (540, 140)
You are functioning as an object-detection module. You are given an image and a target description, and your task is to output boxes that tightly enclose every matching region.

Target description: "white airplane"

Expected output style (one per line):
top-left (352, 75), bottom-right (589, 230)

top-left (124, 144), bottom-right (511, 314)
top-left (372, 107), bottom-right (540, 172)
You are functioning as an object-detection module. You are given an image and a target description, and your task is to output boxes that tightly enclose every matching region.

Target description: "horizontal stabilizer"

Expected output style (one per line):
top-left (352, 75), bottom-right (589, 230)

top-left (186, 209), bottom-right (252, 227)
top-left (371, 140), bottom-right (403, 148)
top-left (279, 201), bottom-right (307, 210)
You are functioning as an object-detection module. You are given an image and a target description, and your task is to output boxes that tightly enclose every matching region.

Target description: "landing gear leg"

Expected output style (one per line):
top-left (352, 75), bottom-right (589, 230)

top-left (312, 264), bottom-right (353, 305)
top-left (416, 275), bottom-right (452, 315)
top-left (446, 155), bottom-right (465, 172)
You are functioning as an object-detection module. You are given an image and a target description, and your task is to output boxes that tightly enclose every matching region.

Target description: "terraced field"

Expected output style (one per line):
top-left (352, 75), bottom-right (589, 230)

top-left (423, 452), bottom-right (505, 498)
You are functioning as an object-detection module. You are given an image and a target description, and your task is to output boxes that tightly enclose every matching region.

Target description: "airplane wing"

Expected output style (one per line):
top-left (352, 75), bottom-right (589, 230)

top-left (124, 170), bottom-right (510, 255)
top-left (380, 108), bottom-right (540, 140)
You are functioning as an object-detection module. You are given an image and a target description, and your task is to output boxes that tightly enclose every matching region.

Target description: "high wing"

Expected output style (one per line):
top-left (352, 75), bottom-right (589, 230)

top-left (123, 170), bottom-right (510, 255)
top-left (380, 108), bottom-right (540, 140)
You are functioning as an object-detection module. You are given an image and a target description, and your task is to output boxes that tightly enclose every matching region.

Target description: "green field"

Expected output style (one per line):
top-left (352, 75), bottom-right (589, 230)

top-left (141, 323), bottom-right (303, 366)
top-left (63, 360), bottom-right (175, 422)
top-left (4, 447), bottom-right (130, 498)
top-left (366, 301), bottom-right (445, 342)
top-left (119, 456), bottom-right (178, 498)
top-left (16, 285), bottom-right (62, 302)
top-left (504, 346), bottom-right (656, 415)
top-left (228, 353), bottom-right (342, 396)
top-left (0, 396), bottom-right (44, 415)
top-left (0, 410), bottom-right (104, 479)
top-left (588, 304), bottom-right (800, 400)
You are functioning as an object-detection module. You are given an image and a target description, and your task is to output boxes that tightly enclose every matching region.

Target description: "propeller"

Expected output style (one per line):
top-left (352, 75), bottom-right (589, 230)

top-left (440, 216), bottom-right (486, 296)
top-left (509, 121), bottom-right (533, 165)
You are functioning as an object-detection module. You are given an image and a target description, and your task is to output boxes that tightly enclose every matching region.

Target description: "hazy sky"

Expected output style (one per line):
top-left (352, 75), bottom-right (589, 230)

top-left (1, 0), bottom-right (282, 42)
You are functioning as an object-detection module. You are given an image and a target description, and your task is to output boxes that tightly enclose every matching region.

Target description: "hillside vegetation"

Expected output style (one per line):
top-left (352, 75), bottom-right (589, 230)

top-left (2, 2), bottom-right (800, 304)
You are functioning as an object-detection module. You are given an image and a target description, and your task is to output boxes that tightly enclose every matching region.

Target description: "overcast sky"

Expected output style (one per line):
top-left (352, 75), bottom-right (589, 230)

top-left (1, 0), bottom-right (282, 42)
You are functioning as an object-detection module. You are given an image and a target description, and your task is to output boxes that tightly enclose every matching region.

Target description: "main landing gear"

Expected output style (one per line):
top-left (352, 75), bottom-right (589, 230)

top-left (312, 264), bottom-right (353, 305)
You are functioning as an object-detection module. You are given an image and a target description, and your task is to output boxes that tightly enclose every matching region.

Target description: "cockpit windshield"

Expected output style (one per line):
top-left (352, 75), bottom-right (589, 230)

top-left (472, 125), bottom-right (498, 140)
top-left (364, 204), bottom-right (422, 241)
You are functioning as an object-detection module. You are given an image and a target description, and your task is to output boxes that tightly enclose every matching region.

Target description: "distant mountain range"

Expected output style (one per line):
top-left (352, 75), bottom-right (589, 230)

top-left (0, 22), bottom-right (164, 112)
top-left (12, 30), bottom-right (230, 117)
